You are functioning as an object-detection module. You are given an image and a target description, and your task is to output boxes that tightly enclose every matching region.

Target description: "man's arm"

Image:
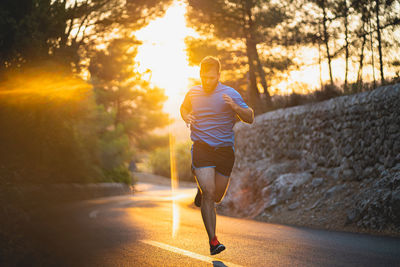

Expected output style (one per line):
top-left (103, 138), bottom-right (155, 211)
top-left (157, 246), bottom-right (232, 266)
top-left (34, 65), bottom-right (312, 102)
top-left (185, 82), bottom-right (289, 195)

top-left (222, 94), bottom-right (254, 124)
top-left (181, 91), bottom-right (195, 126)
top-left (180, 104), bottom-right (195, 125)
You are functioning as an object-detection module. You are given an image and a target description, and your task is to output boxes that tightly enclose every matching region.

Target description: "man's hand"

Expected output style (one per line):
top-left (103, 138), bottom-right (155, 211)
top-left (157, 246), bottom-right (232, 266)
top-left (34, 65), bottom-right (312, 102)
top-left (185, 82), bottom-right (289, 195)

top-left (185, 113), bottom-right (196, 125)
top-left (222, 94), bottom-right (238, 111)
top-left (222, 94), bottom-right (254, 124)
top-left (180, 103), bottom-right (195, 127)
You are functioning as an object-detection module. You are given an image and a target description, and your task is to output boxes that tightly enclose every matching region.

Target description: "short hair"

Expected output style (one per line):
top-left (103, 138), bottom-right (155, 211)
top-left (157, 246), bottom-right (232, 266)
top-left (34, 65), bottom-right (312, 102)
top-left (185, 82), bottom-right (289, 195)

top-left (200, 56), bottom-right (221, 74)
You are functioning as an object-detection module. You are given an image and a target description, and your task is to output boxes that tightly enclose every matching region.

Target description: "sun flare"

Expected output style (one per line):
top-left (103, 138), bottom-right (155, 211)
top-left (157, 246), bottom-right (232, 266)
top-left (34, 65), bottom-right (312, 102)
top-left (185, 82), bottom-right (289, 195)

top-left (134, 2), bottom-right (199, 118)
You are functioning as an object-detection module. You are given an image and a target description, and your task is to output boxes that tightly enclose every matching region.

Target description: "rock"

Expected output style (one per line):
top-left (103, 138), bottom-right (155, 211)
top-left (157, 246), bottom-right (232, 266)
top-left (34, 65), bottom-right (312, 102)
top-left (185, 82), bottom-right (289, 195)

top-left (257, 212), bottom-right (271, 221)
top-left (287, 150), bottom-right (302, 160)
top-left (393, 140), bottom-right (400, 154)
top-left (363, 167), bottom-right (375, 178)
top-left (384, 156), bottom-right (395, 168)
top-left (377, 164), bottom-right (385, 174)
top-left (346, 209), bottom-right (360, 225)
top-left (261, 186), bottom-right (272, 199)
top-left (261, 186), bottom-right (277, 210)
top-left (379, 155), bottom-right (386, 164)
top-left (327, 167), bottom-right (340, 180)
top-left (261, 172), bottom-right (312, 209)
top-left (340, 157), bottom-right (351, 169)
top-left (260, 162), bottom-right (295, 185)
top-left (352, 161), bottom-right (364, 179)
top-left (392, 163), bottom-right (400, 172)
top-left (343, 143), bottom-right (354, 157)
top-left (342, 169), bottom-right (355, 181)
top-left (288, 202), bottom-right (300, 210)
top-left (307, 199), bottom-right (321, 210)
top-left (391, 188), bottom-right (400, 224)
top-left (388, 124), bottom-right (399, 134)
top-left (275, 172), bottom-right (312, 188)
top-left (325, 185), bottom-right (344, 198)
top-left (312, 178), bottom-right (324, 187)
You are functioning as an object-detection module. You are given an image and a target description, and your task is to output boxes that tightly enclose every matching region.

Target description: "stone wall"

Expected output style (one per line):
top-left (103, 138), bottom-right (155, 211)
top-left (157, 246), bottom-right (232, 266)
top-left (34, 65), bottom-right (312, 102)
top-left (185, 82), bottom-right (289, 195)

top-left (219, 84), bottom-right (400, 234)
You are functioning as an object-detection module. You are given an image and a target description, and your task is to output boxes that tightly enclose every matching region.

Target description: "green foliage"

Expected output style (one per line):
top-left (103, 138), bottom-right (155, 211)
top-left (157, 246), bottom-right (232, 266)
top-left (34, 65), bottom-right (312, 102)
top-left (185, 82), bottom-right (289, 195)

top-left (186, 0), bottom-right (296, 113)
top-left (271, 83), bottom-right (344, 109)
top-left (0, 0), bottom-right (121, 70)
top-left (89, 38), bottom-right (170, 150)
top-left (0, 1), bottom-right (175, 264)
top-left (149, 142), bottom-right (193, 182)
top-left (99, 123), bottom-right (133, 171)
top-left (137, 134), bottom-right (169, 151)
top-left (149, 147), bottom-right (171, 179)
top-left (0, 69), bottom-right (103, 184)
top-left (87, 37), bottom-right (171, 183)
top-left (103, 166), bottom-right (132, 185)
top-left (0, 0), bottom-right (174, 72)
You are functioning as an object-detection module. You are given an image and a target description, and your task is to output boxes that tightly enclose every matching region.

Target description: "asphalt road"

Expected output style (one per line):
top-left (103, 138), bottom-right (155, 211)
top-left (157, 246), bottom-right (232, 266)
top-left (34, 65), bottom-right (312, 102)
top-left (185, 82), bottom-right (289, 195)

top-left (34, 182), bottom-right (400, 267)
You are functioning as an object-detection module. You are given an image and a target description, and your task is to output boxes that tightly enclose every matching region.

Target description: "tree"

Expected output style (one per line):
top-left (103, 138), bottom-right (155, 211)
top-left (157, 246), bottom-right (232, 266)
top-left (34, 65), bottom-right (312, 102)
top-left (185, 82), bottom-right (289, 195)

top-left (0, 0), bottom-right (173, 73)
top-left (369, 0), bottom-right (400, 84)
top-left (186, 0), bottom-right (291, 114)
top-left (89, 37), bottom-right (169, 168)
top-left (332, 0), bottom-right (351, 89)
top-left (0, 0), bottom-right (118, 71)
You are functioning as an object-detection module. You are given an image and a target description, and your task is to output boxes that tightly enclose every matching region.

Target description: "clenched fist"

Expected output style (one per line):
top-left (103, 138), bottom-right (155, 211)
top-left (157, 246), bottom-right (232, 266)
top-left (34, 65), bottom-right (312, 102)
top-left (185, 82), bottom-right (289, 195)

top-left (223, 94), bottom-right (238, 111)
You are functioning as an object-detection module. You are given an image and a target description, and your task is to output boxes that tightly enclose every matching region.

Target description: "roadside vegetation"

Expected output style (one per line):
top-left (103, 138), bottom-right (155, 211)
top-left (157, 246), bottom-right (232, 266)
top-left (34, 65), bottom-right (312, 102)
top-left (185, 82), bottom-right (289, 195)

top-left (0, 1), bottom-right (172, 265)
top-left (148, 141), bottom-right (193, 182)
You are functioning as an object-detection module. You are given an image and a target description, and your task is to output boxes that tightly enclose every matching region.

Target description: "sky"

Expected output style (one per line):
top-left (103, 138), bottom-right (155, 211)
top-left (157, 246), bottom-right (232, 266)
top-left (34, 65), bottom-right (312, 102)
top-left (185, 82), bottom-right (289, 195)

top-left (134, 1), bottom-right (199, 119)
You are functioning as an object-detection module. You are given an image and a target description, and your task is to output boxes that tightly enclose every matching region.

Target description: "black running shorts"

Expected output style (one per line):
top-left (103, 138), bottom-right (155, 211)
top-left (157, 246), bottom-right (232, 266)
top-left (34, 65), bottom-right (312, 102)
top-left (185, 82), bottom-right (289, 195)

top-left (191, 141), bottom-right (235, 177)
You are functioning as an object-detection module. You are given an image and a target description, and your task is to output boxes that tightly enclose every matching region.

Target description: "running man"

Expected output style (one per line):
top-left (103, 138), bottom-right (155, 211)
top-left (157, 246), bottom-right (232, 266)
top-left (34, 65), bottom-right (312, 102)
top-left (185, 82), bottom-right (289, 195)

top-left (180, 56), bottom-right (254, 255)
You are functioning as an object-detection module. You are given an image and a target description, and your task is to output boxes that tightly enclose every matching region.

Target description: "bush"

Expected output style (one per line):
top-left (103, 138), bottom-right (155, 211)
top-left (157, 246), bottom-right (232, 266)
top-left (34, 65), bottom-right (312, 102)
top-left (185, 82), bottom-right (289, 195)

top-left (313, 84), bottom-right (341, 101)
top-left (148, 141), bottom-right (193, 182)
top-left (0, 68), bottom-right (136, 185)
top-left (0, 72), bottom-right (103, 185)
top-left (103, 166), bottom-right (132, 185)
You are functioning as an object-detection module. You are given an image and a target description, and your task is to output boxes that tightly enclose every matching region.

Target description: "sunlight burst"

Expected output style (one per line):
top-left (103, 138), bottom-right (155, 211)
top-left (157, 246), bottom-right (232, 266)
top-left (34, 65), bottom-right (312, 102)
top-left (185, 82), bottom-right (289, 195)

top-left (169, 126), bottom-right (180, 238)
top-left (134, 2), bottom-right (199, 118)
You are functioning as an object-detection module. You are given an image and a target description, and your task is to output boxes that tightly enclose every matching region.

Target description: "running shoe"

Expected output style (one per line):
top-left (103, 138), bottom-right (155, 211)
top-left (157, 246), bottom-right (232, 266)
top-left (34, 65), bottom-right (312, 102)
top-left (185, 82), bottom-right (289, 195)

top-left (210, 242), bottom-right (225, 255)
top-left (210, 237), bottom-right (225, 255)
top-left (194, 187), bottom-right (201, 207)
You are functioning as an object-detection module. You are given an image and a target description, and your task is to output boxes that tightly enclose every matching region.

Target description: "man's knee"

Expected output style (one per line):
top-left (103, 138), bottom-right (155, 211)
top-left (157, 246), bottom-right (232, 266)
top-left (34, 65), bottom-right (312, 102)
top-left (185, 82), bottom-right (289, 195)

top-left (202, 189), bottom-right (215, 199)
top-left (201, 187), bottom-right (215, 201)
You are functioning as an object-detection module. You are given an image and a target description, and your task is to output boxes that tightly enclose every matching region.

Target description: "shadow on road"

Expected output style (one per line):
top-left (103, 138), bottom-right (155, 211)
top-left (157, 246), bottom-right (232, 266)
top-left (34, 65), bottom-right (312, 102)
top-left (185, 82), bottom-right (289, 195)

top-left (213, 260), bottom-right (228, 266)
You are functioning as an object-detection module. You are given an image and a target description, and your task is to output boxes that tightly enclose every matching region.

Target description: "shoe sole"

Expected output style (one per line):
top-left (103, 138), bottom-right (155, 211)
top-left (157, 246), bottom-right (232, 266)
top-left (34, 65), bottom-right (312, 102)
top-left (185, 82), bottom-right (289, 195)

top-left (210, 244), bottom-right (225, 255)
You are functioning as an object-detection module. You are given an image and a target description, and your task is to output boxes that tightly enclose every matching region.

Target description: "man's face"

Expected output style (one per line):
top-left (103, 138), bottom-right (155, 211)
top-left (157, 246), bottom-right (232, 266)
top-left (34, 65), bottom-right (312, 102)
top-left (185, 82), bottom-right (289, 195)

top-left (200, 68), bottom-right (220, 93)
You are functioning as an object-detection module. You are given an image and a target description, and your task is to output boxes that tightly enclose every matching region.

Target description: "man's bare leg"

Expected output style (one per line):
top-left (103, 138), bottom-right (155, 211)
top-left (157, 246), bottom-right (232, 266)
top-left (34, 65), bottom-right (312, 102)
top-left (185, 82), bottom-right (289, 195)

top-left (194, 167), bottom-right (216, 241)
top-left (215, 173), bottom-right (230, 203)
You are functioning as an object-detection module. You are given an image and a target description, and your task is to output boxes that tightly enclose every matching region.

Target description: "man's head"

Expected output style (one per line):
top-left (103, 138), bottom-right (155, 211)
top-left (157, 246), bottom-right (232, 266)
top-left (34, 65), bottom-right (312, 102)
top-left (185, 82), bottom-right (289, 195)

top-left (200, 56), bottom-right (220, 93)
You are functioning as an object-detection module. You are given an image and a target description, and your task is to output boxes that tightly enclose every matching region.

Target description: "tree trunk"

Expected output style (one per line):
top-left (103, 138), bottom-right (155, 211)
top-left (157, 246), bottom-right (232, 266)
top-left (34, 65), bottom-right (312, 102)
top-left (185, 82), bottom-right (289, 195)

top-left (375, 0), bottom-right (385, 84)
top-left (357, 33), bottom-right (366, 91)
top-left (368, 11), bottom-right (377, 88)
top-left (245, 38), bottom-right (263, 114)
top-left (115, 93), bottom-right (121, 128)
top-left (244, 0), bottom-right (263, 114)
top-left (322, 0), bottom-right (334, 85)
top-left (343, 0), bottom-right (349, 90)
top-left (244, 0), bottom-right (270, 107)
top-left (250, 41), bottom-right (272, 107)
top-left (318, 23), bottom-right (323, 89)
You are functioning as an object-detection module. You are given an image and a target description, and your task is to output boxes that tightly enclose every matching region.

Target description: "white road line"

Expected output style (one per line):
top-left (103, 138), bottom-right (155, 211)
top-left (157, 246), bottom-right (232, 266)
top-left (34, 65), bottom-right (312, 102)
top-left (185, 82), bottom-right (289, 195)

top-left (89, 210), bottom-right (99, 219)
top-left (140, 240), bottom-right (243, 267)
